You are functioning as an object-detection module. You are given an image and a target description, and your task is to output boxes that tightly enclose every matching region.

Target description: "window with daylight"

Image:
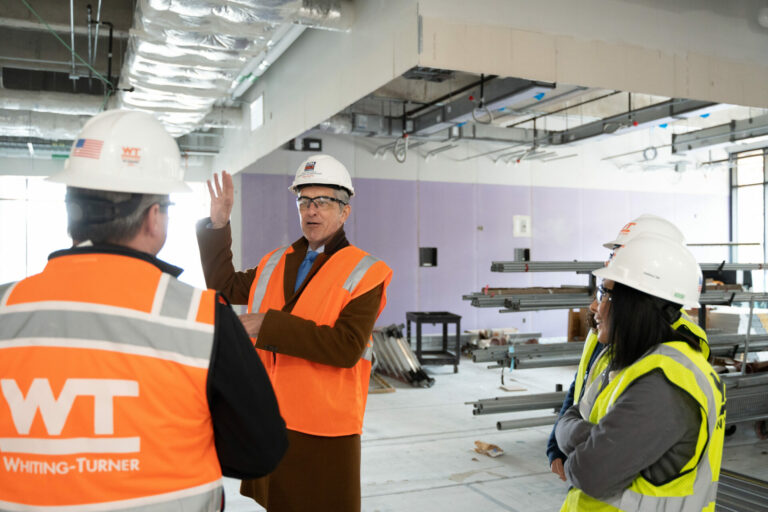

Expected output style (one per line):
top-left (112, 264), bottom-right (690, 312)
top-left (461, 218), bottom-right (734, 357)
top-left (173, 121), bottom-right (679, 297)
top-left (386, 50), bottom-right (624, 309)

top-left (730, 149), bottom-right (768, 292)
top-left (0, 177), bottom-right (209, 289)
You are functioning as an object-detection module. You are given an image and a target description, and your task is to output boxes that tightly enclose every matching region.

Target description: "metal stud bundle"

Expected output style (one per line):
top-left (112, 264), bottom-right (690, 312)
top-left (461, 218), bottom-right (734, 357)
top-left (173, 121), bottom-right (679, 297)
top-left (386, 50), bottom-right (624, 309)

top-left (372, 324), bottom-right (435, 388)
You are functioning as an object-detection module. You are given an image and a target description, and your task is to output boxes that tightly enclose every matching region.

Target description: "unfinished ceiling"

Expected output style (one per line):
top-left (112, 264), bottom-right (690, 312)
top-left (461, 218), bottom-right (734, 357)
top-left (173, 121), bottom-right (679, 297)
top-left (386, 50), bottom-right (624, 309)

top-left (305, 68), bottom-right (768, 170)
top-left (2, 0), bottom-right (768, 177)
top-left (0, 0), bottom-right (352, 166)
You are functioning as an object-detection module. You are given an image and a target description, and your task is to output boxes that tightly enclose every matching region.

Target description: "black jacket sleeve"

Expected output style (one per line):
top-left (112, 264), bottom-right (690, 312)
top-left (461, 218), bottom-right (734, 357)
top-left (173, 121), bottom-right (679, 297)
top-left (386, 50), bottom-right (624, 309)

top-left (207, 294), bottom-right (288, 478)
top-left (547, 375), bottom-right (576, 464)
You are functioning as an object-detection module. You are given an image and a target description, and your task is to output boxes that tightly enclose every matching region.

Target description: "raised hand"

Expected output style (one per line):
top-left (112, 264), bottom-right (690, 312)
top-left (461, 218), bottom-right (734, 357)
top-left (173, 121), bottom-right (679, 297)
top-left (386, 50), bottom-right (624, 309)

top-left (207, 170), bottom-right (234, 228)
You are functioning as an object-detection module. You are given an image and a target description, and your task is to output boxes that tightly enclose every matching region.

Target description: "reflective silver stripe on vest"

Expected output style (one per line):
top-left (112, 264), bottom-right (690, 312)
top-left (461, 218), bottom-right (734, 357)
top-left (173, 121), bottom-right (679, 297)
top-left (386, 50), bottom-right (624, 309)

top-left (0, 480), bottom-right (223, 511)
top-left (151, 274), bottom-right (171, 316)
top-left (0, 281), bottom-right (215, 367)
top-left (361, 343), bottom-right (373, 362)
top-left (603, 344), bottom-right (719, 512)
top-left (343, 255), bottom-right (380, 292)
top-left (344, 254), bottom-right (381, 363)
top-left (0, 281), bottom-right (17, 307)
top-left (159, 277), bottom-right (196, 320)
top-left (251, 247), bottom-right (290, 312)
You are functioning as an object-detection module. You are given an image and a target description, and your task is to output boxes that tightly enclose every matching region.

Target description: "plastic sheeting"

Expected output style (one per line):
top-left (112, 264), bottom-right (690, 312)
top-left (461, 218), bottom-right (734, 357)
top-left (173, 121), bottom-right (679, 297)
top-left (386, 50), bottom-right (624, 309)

top-left (117, 0), bottom-right (348, 136)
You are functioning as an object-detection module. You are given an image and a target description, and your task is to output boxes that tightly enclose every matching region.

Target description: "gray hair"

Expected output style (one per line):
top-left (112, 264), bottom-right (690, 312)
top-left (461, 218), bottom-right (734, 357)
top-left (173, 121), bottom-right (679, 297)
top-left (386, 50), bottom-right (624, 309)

top-left (333, 188), bottom-right (350, 211)
top-left (67, 187), bottom-right (167, 245)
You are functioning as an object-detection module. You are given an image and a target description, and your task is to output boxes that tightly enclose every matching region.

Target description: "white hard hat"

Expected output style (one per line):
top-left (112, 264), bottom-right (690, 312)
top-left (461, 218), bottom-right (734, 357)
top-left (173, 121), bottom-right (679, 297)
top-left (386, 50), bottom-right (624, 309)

top-left (289, 154), bottom-right (354, 196)
top-left (48, 109), bottom-right (191, 194)
top-left (594, 233), bottom-right (702, 308)
top-left (603, 214), bottom-right (685, 249)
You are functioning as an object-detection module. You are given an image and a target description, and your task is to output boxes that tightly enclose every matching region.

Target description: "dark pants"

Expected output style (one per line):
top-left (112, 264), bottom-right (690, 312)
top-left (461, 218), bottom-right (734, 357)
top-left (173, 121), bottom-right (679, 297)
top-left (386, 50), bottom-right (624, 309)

top-left (241, 429), bottom-right (361, 512)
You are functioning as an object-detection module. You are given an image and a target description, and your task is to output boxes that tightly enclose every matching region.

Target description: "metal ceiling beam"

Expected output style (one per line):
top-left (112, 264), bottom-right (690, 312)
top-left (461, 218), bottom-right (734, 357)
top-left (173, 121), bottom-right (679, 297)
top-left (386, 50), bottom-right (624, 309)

top-left (459, 124), bottom-right (547, 145)
top-left (546, 98), bottom-right (717, 145)
top-left (0, 17), bottom-right (129, 38)
top-left (671, 113), bottom-right (768, 153)
top-left (410, 77), bottom-right (556, 135)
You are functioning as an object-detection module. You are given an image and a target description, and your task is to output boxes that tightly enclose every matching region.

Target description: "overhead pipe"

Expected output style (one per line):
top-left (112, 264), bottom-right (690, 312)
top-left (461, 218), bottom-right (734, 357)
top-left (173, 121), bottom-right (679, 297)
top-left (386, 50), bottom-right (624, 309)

top-left (87, 4), bottom-right (93, 87)
top-left (230, 24), bottom-right (307, 101)
top-left (0, 16), bottom-right (128, 38)
top-left (0, 89), bottom-right (105, 115)
top-left (88, 20), bottom-right (115, 92)
top-left (504, 91), bottom-right (623, 129)
top-left (69, 0), bottom-right (76, 80)
top-left (0, 109), bottom-right (90, 139)
top-left (405, 75), bottom-right (499, 118)
top-left (92, 0), bottom-right (103, 67)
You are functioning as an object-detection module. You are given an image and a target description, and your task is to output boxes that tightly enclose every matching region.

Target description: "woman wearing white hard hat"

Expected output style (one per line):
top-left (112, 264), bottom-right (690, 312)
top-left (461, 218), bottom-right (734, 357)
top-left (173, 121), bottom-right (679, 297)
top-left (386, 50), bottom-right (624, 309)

top-left (602, 213), bottom-right (686, 250)
top-left (547, 215), bottom-right (710, 484)
top-left (555, 234), bottom-right (725, 511)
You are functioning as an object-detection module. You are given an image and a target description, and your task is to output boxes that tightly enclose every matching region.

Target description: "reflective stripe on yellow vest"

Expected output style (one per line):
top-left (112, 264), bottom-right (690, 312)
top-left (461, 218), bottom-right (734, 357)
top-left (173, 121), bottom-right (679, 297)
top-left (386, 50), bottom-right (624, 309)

top-left (672, 310), bottom-right (710, 361)
top-left (562, 342), bottom-right (726, 512)
top-left (249, 244), bottom-right (392, 436)
top-left (0, 253), bottom-right (223, 511)
top-left (574, 329), bottom-right (602, 405)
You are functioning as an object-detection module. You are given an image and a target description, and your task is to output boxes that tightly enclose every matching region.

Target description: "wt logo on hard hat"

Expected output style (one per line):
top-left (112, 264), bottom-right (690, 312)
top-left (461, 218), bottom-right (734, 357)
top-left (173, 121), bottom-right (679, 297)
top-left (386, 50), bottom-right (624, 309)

top-left (0, 378), bottom-right (139, 455)
top-left (620, 222), bottom-right (637, 234)
top-left (121, 147), bottom-right (141, 165)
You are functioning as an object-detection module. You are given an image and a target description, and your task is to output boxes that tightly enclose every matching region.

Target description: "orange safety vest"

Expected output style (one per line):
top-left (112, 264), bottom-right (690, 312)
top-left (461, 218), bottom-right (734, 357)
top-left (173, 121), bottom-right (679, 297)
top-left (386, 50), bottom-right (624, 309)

top-left (0, 252), bottom-right (223, 511)
top-left (248, 244), bottom-right (392, 436)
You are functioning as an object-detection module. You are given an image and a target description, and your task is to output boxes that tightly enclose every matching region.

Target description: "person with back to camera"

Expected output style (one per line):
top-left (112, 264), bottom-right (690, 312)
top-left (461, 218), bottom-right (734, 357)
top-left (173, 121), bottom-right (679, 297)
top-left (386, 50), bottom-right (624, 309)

top-left (555, 233), bottom-right (725, 511)
top-left (547, 214), bottom-right (710, 482)
top-left (196, 155), bottom-right (393, 511)
top-left (0, 109), bottom-right (287, 511)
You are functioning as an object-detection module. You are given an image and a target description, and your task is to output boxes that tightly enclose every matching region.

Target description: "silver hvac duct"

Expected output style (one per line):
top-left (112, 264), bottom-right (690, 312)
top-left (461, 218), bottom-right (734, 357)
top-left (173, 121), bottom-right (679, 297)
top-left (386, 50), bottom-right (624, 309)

top-left (0, 109), bottom-right (90, 139)
top-left (118, 0), bottom-right (353, 136)
top-left (0, 89), bottom-right (105, 116)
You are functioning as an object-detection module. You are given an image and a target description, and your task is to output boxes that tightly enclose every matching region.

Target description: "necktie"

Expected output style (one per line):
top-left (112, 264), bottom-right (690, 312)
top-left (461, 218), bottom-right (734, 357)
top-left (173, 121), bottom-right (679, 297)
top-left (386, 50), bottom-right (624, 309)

top-left (294, 250), bottom-right (318, 292)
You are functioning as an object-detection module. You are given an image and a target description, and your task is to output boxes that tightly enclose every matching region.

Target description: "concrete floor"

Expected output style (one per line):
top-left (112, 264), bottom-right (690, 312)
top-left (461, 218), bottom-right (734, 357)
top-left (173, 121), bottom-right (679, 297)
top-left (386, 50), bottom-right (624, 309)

top-left (222, 354), bottom-right (768, 511)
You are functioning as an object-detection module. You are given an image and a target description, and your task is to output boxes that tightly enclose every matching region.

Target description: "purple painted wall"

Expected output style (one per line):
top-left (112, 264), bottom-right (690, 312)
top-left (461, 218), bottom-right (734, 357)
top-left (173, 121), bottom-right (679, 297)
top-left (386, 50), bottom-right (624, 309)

top-left (240, 174), bottom-right (729, 337)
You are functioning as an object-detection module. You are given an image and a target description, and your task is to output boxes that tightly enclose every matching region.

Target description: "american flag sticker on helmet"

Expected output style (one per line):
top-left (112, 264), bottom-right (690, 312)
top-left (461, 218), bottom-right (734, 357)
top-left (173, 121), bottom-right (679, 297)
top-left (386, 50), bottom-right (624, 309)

top-left (73, 138), bottom-right (104, 159)
top-left (304, 161), bottom-right (316, 171)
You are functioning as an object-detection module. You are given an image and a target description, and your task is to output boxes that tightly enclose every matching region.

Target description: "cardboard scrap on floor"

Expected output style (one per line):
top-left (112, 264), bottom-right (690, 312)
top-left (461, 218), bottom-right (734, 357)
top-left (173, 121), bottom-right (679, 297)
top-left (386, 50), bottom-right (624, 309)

top-left (499, 382), bottom-right (526, 392)
top-left (474, 440), bottom-right (504, 458)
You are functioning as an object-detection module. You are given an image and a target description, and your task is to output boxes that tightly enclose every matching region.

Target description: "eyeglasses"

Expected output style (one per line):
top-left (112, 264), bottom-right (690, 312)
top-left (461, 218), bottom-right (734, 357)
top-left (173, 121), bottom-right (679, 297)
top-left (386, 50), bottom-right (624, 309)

top-left (596, 284), bottom-right (613, 303)
top-left (296, 195), bottom-right (347, 211)
top-left (157, 201), bottom-right (175, 212)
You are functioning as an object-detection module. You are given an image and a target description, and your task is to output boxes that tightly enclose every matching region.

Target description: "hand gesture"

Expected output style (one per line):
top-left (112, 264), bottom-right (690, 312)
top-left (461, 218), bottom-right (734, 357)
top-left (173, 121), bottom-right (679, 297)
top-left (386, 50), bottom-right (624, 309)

top-left (207, 171), bottom-right (234, 229)
top-left (550, 458), bottom-right (566, 482)
top-left (239, 313), bottom-right (265, 338)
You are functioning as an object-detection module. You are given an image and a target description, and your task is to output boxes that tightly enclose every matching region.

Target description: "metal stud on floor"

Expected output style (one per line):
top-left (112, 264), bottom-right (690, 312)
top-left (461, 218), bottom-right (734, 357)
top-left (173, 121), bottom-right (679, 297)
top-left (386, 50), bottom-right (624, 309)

top-left (372, 324), bottom-right (435, 388)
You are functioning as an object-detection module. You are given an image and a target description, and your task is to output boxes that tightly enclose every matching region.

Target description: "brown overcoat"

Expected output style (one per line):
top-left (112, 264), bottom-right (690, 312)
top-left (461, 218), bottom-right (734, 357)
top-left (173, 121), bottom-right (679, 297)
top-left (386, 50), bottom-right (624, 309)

top-left (196, 220), bottom-right (383, 511)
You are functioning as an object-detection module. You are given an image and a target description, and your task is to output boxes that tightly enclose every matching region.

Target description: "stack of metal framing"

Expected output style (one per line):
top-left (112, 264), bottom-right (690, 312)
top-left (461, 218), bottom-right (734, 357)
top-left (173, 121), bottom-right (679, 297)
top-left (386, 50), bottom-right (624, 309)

top-left (372, 324), bottom-right (435, 388)
top-left (470, 333), bottom-right (768, 371)
top-left (465, 259), bottom-right (768, 432)
top-left (716, 469), bottom-right (768, 511)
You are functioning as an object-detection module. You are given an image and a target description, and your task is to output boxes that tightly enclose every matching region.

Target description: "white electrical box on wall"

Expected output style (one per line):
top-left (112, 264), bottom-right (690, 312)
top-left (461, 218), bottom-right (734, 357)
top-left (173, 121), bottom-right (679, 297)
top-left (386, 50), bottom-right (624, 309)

top-left (513, 215), bottom-right (531, 237)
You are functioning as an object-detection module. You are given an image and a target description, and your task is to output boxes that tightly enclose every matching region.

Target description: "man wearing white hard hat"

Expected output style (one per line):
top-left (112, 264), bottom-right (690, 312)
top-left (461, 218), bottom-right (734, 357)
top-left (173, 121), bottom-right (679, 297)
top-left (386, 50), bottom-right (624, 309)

top-left (555, 234), bottom-right (725, 511)
top-left (197, 154), bottom-right (393, 511)
top-left (547, 214), bottom-right (709, 483)
top-left (0, 110), bottom-right (287, 511)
